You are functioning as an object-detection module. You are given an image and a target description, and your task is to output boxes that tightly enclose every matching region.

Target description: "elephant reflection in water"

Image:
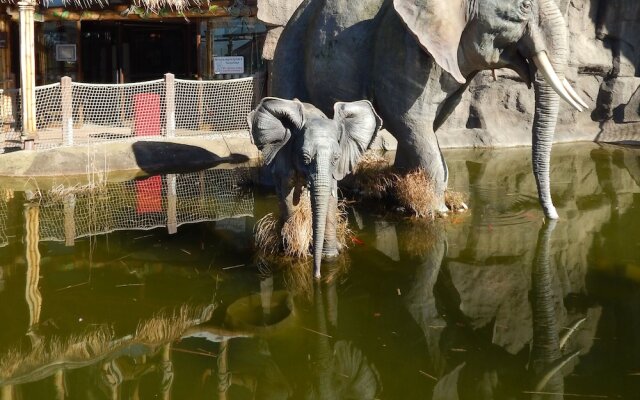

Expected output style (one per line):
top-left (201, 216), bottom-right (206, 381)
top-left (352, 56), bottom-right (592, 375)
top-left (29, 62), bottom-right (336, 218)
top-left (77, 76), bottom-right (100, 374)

top-left (185, 258), bottom-right (381, 400)
top-left (395, 220), bottom-right (596, 399)
top-left (304, 280), bottom-right (382, 400)
top-left (266, 257), bottom-right (383, 400)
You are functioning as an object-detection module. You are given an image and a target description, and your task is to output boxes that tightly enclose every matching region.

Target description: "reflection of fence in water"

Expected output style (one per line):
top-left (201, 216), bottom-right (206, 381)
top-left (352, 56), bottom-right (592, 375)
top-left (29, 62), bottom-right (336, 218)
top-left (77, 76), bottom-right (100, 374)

top-left (0, 191), bottom-right (9, 248)
top-left (35, 168), bottom-right (253, 243)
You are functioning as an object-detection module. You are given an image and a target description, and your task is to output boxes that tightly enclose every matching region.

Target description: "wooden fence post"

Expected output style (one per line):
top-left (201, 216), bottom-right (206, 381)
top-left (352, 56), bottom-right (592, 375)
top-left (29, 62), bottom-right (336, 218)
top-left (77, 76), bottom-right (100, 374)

top-left (61, 76), bottom-right (73, 146)
top-left (165, 73), bottom-right (175, 137)
top-left (63, 193), bottom-right (76, 246)
top-left (167, 174), bottom-right (178, 235)
top-left (18, 1), bottom-right (37, 139)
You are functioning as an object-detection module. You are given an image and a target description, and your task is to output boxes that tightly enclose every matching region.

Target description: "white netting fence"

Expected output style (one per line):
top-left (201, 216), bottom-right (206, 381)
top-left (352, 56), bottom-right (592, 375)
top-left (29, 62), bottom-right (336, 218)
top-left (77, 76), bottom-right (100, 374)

top-left (71, 79), bottom-right (167, 142)
top-left (27, 168), bottom-right (253, 244)
top-left (35, 83), bottom-right (62, 130)
top-left (175, 78), bottom-right (257, 135)
top-left (0, 89), bottom-right (21, 151)
top-left (0, 73), bottom-right (265, 152)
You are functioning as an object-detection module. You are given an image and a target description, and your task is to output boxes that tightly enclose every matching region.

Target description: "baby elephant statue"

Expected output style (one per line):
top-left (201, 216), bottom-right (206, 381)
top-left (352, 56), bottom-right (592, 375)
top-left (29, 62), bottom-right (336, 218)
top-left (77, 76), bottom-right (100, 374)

top-left (248, 97), bottom-right (382, 278)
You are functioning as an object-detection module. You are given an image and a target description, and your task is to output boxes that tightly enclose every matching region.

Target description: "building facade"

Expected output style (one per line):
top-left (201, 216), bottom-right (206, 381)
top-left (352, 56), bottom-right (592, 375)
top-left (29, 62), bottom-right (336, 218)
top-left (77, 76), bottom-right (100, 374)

top-left (0, 0), bottom-right (266, 89)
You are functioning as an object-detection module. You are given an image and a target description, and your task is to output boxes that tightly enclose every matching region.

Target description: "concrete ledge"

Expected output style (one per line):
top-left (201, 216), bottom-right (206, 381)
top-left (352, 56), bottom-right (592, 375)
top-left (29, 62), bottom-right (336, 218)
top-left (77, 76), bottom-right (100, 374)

top-left (0, 136), bottom-right (262, 187)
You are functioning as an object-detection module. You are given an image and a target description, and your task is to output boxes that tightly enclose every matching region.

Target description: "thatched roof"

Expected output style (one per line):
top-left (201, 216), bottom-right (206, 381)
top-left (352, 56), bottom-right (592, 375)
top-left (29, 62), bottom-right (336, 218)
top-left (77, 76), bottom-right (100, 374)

top-left (0, 0), bottom-right (240, 13)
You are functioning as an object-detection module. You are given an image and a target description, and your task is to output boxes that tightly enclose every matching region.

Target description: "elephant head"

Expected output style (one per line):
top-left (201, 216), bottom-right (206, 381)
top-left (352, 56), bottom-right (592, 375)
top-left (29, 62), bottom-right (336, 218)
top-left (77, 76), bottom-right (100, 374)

top-left (393, 0), bottom-right (588, 219)
top-left (248, 97), bottom-right (382, 278)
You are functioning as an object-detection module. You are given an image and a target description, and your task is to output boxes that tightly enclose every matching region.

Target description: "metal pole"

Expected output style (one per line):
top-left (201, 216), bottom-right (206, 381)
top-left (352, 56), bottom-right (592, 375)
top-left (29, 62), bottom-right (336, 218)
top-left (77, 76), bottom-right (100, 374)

top-left (18, 1), bottom-right (37, 139)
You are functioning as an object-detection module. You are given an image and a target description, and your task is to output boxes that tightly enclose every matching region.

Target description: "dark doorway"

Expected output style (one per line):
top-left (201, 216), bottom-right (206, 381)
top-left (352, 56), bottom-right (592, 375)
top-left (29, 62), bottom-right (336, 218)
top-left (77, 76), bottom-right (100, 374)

top-left (81, 21), bottom-right (196, 83)
top-left (81, 24), bottom-right (117, 83)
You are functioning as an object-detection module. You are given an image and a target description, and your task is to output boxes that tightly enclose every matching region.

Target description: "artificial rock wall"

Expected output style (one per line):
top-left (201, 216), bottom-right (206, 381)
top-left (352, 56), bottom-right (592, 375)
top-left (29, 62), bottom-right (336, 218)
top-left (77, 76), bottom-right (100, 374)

top-left (440, 0), bottom-right (640, 148)
top-left (258, 0), bottom-right (640, 148)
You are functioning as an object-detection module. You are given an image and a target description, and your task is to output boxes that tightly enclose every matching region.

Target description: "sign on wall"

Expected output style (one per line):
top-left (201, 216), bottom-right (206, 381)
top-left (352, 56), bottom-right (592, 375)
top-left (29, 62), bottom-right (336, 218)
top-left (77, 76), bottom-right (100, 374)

top-left (56, 44), bottom-right (77, 62)
top-left (213, 56), bottom-right (245, 74)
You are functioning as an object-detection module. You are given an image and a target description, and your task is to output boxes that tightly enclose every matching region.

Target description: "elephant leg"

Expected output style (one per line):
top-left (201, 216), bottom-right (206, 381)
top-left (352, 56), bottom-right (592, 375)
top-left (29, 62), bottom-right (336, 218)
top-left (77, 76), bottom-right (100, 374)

top-left (322, 182), bottom-right (340, 259)
top-left (390, 121), bottom-right (449, 213)
top-left (372, 18), bottom-right (453, 214)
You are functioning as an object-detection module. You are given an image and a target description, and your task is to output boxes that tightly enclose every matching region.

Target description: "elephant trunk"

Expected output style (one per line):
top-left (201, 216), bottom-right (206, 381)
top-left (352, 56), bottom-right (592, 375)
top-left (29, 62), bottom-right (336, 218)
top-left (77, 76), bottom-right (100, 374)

top-left (530, 0), bottom-right (571, 220)
top-left (310, 151), bottom-right (332, 279)
top-left (530, 220), bottom-right (565, 399)
top-left (531, 220), bottom-right (560, 371)
top-left (532, 75), bottom-right (561, 220)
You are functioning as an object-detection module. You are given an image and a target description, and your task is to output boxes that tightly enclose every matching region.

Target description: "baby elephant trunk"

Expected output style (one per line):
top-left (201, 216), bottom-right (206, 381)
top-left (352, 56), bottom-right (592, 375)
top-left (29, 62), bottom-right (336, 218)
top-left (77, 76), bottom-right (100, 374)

top-left (310, 151), bottom-right (332, 279)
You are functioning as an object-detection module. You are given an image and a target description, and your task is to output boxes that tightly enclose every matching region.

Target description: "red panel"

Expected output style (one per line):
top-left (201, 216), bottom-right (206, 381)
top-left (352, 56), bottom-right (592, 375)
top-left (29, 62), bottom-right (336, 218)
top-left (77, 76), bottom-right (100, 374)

top-left (134, 93), bottom-right (161, 136)
top-left (135, 176), bottom-right (163, 213)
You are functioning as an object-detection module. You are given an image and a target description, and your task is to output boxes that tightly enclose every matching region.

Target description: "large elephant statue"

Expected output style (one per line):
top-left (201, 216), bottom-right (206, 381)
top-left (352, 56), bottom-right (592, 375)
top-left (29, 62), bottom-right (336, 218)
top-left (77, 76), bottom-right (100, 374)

top-left (270, 0), bottom-right (588, 219)
top-left (248, 97), bottom-right (382, 278)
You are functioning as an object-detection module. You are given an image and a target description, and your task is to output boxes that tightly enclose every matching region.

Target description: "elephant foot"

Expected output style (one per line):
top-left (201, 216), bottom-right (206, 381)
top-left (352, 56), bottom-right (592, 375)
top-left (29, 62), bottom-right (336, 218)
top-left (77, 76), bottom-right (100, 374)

top-left (435, 202), bottom-right (449, 217)
top-left (322, 248), bottom-right (340, 260)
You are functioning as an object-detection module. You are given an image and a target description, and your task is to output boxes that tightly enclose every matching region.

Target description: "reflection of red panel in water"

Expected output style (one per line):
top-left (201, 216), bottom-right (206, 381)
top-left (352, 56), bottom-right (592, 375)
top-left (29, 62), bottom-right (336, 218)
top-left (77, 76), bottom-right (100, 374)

top-left (136, 176), bottom-right (163, 213)
top-left (134, 93), bottom-right (161, 136)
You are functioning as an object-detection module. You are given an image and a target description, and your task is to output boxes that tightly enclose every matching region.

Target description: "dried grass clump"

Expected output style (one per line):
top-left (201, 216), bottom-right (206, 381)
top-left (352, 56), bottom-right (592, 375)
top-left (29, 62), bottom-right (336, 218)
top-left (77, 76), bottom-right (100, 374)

top-left (135, 303), bottom-right (215, 345)
top-left (254, 214), bottom-right (282, 256)
top-left (394, 169), bottom-right (438, 219)
top-left (445, 190), bottom-right (468, 212)
top-left (254, 191), bottom-right (351, 259)
top-left (350, 150), bottom-right (396, 199)
top-left (280, 193), bottom-right (315, 259)
top-left (350, 155), bottom-right (469, 218)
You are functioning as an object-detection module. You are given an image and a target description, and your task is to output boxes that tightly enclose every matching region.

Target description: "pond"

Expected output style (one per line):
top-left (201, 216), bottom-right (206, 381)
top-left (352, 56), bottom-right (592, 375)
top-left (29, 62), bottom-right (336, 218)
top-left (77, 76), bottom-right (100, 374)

top-left (0, 142), bottom-right (638, 399)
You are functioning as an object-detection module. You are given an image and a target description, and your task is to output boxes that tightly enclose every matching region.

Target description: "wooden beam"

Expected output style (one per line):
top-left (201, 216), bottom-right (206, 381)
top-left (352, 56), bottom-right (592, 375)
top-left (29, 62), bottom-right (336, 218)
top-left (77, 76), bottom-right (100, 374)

top-left (0, 11), bottom-right (12, 89)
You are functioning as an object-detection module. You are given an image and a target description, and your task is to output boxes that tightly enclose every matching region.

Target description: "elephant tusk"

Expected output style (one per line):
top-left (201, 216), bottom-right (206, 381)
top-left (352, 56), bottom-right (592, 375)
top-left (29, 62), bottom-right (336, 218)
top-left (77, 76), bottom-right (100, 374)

top-left (559, 316), bottom-right (587, 350)
top-left (532, 51), bottom-right (584, 112)
top-left (535, 350), bottom-right (581, 392)
top-left (562, 79), bottom-right (590, 109)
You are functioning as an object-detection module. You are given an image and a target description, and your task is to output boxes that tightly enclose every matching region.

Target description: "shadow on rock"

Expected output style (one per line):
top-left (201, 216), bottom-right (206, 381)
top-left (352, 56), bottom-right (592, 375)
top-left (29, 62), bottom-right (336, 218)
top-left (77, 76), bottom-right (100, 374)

top-left (132, 141), bottom-right (250, 175)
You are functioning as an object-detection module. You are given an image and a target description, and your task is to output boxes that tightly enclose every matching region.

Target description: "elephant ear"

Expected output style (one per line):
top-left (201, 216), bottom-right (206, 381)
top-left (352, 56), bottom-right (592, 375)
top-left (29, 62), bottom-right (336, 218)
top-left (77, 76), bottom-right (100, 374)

top-left (248, 97), bottom-right (305, 166)
top-left (333, 100), bottom-right (382, 181)
top-left (393, 0), bottom-right (469, 84)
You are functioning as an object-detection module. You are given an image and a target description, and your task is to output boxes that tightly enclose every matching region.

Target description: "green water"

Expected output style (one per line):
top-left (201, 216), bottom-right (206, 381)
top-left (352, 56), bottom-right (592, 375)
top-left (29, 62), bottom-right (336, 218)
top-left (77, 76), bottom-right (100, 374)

top-left (0, 143), bottom-right (639, 399)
